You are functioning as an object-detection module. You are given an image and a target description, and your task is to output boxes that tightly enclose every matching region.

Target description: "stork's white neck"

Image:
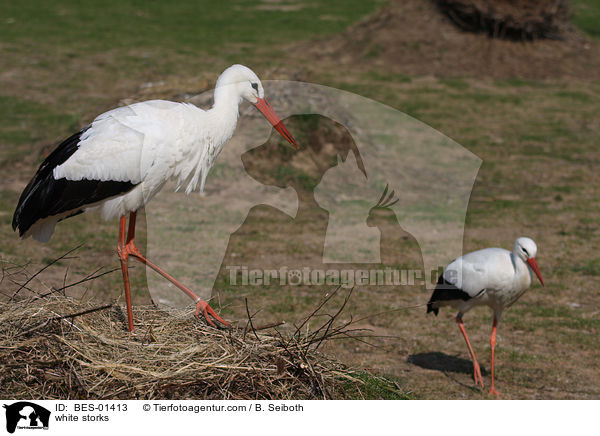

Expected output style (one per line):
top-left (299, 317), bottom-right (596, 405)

top-left (207, 84), bottom-right (241, 143)
top-left (511, 251), bottom-right (532, 290)
top-left (173, 84), bottom-right (243, 195)
top-left (213, 83), bottom-right (242, 108)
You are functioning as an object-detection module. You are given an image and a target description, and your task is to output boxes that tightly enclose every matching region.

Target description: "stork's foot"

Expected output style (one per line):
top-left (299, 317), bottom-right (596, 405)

top-left (473, 361), bottom-right (484, 388)
top-left (195, 299), bottom-right (229, 328)
top-left (488, 386), bottom-right (500, 396)
top-left (118, 239), bottom-right (143, 260)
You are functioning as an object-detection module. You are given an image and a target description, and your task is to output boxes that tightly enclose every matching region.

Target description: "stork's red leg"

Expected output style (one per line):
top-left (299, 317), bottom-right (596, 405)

top-left (456, 314), bottom-right (484, 388)
top-left (118, 212), bottom-right (228, 330)
top-left (489, 316), bottom-right (500, 396)
top-left (117, 215), bottom-right (135, 332)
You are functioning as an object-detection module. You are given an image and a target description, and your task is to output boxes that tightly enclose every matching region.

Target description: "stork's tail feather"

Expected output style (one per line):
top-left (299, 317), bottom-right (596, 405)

top-left (13, 126), bottom-right (137, 241)
top-left (426, 274), bottom-right (471, 316)
top-left (12, 128), bottom-right (89, 238)
top-left (426, 300), bottom-right (439, 316)
top-left (426, 274), bottom-right (447, 316)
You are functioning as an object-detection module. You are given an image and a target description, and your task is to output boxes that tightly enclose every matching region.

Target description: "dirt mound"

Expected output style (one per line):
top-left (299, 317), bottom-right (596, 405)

top-left (438, 0), bottom-right (571, 40)
top-left (303, 0), bottom-right (599, 80)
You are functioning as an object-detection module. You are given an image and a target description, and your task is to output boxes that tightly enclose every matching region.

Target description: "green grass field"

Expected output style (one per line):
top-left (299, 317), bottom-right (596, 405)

top-left (573, 0), bottom-right (600, 37)
top-left (0, 0), bottom-right (598, 399)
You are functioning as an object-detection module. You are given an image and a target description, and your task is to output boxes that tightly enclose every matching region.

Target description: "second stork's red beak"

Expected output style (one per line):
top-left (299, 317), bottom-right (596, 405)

top-left (526, 257), bottom-right (545, 286)
top-left (253, 97), bottom-right (299, 149)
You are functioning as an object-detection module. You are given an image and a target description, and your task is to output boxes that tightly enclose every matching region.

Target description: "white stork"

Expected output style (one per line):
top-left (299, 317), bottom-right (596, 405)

top-left (427, 237), bottom-right (545, 395)
top-left (12, 64), bottom-right (298, 331)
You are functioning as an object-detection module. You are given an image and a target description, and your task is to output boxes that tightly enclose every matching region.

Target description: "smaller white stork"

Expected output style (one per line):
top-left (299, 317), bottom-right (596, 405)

top-left (12, 64), bottom-right (298, 332)
top-left (427, 237), bottom-right (545, 395)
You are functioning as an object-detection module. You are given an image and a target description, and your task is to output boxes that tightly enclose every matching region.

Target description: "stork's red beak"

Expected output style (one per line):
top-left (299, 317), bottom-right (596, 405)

top-left (253, 98), bottom-right (299, 149)
top-left (527, 257), bottom-right (545, 286)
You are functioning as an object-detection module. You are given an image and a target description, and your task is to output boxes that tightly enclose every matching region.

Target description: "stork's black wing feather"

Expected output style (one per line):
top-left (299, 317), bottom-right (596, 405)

top-left (12, 127), bottom-right (137, 236)
top-left (426, 274), bottom-right (472, 316)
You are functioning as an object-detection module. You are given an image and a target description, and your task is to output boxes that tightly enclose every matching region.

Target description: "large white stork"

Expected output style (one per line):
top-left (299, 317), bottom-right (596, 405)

top-left (12, 64), bottom-right (298, 331)
top-left (427, 237), bottom-right (545, 395)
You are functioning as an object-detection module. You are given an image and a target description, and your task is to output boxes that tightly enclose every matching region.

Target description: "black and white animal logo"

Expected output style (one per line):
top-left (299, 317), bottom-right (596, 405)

top-left (3, 402), bottom-right (51, 433)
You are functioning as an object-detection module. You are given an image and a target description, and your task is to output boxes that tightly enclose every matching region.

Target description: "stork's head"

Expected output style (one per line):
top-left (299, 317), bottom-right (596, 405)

top-left (514, 237), bottom-right (544, 286)
top-left (216, 64), bottom-right (298, 148)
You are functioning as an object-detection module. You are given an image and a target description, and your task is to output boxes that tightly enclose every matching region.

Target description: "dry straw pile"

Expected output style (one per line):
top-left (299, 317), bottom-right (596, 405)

top-left (0, 290), bottom-right (396, 400)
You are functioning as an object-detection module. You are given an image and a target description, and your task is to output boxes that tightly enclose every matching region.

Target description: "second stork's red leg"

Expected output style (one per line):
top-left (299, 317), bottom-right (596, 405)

top-left (489, 316), bottom-right (500, 396)
top-left (456, 314), bottom-right (484, 388)
top-left (117, 211), bottom-right (228, 331)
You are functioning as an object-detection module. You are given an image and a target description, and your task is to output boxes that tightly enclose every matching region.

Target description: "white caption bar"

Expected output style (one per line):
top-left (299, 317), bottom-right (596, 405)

top-left (0, 400), bottom-right (595, 436)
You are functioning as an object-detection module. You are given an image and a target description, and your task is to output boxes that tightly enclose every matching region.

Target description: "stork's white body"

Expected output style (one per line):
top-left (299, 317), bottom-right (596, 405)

top-left (54, 99), bottom-right (237, 222)
top-left (439, 246), bottom-right (534, 319)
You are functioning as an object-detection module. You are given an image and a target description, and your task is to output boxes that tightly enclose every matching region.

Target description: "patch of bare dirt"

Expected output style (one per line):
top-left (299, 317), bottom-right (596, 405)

top-left (299, 0), bottom-right (600, 80)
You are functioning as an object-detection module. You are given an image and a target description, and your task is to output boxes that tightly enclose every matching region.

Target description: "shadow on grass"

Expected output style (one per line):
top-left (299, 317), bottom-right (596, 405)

top-left (407, 351), bottom-right (488, 376)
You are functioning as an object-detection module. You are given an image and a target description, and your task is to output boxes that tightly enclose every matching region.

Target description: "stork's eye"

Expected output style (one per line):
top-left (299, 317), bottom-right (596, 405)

top-left (251, 82), bottom-right (258, 91)
top-left (522, 248), bottom-right (529, 256)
